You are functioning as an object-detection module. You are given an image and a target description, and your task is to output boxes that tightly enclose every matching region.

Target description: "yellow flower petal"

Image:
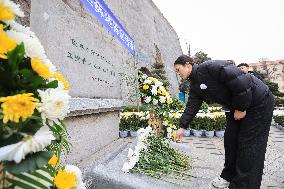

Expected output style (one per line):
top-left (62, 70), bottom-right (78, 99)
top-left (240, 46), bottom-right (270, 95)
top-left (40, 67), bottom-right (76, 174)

top-left (31, 58), bottom-right (53, 79)
top-left (48, 155), bottom-right (60, 166)
top-left (143, 85), bottom-right (149, 90)
top-left (0, 3), bottom-right (15, 21)
top-left (0, 25), bottom-right (17, 59)
top-left (0, 93), bottom-right (39, 124)
top-left (54, 169), bottom-right (77, 189)
top-left (53, 72), bottom-right (70, 90)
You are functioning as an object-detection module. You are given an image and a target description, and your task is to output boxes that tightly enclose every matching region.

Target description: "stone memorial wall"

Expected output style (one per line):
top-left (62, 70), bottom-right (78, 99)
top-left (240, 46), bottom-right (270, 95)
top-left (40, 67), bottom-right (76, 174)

top-left (29, 0), bottom-right (183, 166)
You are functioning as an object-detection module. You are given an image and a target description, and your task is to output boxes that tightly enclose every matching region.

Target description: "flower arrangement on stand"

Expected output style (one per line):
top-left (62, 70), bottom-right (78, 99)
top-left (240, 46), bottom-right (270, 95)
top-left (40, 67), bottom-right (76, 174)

top-left (122, 127), bottom-right (192, 183)
top-left (0, 1), bottom-right (85, 188)
top-left (139, 73), bottom-right (185, 140)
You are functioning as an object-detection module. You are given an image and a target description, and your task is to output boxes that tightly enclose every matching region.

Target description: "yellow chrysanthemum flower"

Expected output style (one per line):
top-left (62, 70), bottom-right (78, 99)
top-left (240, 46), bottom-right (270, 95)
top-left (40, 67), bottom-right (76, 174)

top-left (143, 85), bottom-right (149, 90)
top-left (31, 58), bottom-right (53, 79)
top-left (0, 25), bottom-right (17, 59)
top-left (166, 98), bottom-right (172, 105)
top-left (48, 155), bottom-right (60, 166)
top-left (0, 2), bottom-right (15, 21)
top-left (54, 169), bottom-right (77, 189)
top-left (0, 93), bottom-right (39, 124)
top-left (53, 72), bottom-right (70, 90)
top-left (148, 77), bottom-right (158, 83)
top-left (169, 124), bottom-right (174, 129)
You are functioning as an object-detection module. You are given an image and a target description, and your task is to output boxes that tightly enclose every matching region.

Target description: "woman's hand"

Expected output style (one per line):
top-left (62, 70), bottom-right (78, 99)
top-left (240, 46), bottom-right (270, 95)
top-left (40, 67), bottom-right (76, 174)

top-left (175, 128), bottom-right (185, 141)
top-left (234, 110), bottom-right (246, 120)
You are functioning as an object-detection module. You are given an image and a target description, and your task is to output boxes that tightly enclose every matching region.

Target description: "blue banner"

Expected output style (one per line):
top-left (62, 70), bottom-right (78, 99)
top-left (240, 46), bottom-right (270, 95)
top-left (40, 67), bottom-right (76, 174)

top-left (81, 0), bottom-right (135, 55)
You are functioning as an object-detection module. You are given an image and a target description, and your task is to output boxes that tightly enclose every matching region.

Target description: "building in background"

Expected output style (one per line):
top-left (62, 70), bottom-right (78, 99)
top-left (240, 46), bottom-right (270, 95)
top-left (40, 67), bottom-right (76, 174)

top-left (249, 60), bottom-right (284, 92)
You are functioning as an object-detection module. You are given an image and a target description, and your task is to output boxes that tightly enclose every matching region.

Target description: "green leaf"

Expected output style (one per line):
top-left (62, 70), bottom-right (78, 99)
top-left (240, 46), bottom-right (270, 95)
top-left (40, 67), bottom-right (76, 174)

top-left (32, 170), bottom-right (53, 185)
top-left (6, 178), bottom-right (37, 189)
top-left (7, 43), bottom-right (25, 71)
top-left (13, 174), bottom-right (50, 189)
top-left (4, 151), bottom-right (53, 174)
top-left (44, 80), bottom-right (58, 89)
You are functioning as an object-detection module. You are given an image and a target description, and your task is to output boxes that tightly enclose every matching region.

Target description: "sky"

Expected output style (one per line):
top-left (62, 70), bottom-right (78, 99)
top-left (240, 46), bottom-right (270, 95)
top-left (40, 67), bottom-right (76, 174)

top-left (152, 0), bottom-right (284, 64)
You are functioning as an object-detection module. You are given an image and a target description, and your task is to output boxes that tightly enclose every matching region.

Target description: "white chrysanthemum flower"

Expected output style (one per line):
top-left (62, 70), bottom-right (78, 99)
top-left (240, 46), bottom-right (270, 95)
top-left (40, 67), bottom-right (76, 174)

top-left (6, 30), bottom-right (57, 73)
top-left (152, 99), bottom-right (158, 105)
top-left (143, 79), bottom-right (152, 84)
top-left (174, 113), bottom-right (182, 119)
top-left (129, 155), bottom-right (139, 166)
top-left (37, 88), bottom-right (70, 126)
top-left (6, 30), bottom-right (45, 58)
top-left (142, 74), bottom-right (148, 79)
top-left (196, 113), bottom-right (214, 118)
top-left (151, 87), bottom-right (157, 95)
top-left (162, 121), bottom-right (168, 126)
top-left (140, 116), bottom-right (145, 120)
top-left (128, 148), bottom-right (134, 158)
top-left (167, 127), bottom-right (173, 133)
top-left (122, 127), bottom-right (153, 172)
top-left (144, 96), bottom-right (151, 103)
top-left (154, 81), bottom-right (163, 87)
top-left (273, 109), bottom-right (284, 116)
top-left (0, 126), bottom-right (55, 163)
top-left (6, 21), bottom-right (36, 37)
top-left (2, 0), bottom-right (25, 17)
top-left (122, 162), bottom-right (132, 173)
top-left (64, 165), bottom-right (86, 189)
top-left (145, 113), bottom-right (150, 119)
top-left (159, 96), bottom-right (166, 103)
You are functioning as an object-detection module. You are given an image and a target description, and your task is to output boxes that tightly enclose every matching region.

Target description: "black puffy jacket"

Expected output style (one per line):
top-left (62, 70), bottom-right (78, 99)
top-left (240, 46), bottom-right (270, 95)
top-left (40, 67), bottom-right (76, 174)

top-left (180, 60), bottom-right (270, 129)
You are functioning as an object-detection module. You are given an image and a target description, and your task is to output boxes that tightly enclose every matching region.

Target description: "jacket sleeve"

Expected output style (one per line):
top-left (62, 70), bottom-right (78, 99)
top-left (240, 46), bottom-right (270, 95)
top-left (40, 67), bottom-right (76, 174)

top-left (206, 61), bottom-right (253, 111)
top-left (180, 90), bottom-right (202, 129)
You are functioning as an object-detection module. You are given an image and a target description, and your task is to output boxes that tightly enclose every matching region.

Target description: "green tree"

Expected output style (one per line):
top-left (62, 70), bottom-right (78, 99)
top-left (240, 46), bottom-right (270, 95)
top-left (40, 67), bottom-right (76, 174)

top-left (151, 44), bottom-right (170, 89)
top-left (192, 51), bottom-right (211, 64)
top-left (254, 70), bottom-right (284, 97)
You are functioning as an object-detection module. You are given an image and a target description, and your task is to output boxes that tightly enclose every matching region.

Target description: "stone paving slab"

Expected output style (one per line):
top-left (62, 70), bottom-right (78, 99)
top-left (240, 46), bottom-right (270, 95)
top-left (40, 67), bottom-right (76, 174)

top-left (184, 126), bottom-right (284, 189)
top-left (90, 126), bottom-right (284, 188)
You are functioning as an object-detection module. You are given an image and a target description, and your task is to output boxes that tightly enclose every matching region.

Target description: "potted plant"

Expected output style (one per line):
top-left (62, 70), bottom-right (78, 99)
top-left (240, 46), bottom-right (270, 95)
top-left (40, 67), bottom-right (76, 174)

top-left (191, 117), bottom-right (203, 137)
top-left (204, 117), bottom-right (215, 138)
top-left (214, 116), bottom-right (226, 137)
top-left (274, 115), bottom-right (284, 130)
top-left (119, 116), bottom-right (129, 138)
top-left (129, 115), bottom-right (139, 137)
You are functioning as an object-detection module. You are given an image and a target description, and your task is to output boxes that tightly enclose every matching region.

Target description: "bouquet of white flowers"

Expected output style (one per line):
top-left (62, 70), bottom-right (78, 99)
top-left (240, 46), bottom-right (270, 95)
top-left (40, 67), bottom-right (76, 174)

top-left (122, 127), bottom-right (192, 183)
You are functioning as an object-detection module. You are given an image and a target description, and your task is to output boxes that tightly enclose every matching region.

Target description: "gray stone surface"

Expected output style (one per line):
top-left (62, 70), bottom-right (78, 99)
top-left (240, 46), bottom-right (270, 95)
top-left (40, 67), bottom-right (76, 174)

top-left (90, 139), bottom-right (191, 189)
top-left (89, 126), bottom-right (284, 189)
top-left (62, 111), bottom-right (119, 166)
top-left (14, 0), bottom-right (31, 26)
top-left (104, 0), bottom-right (182, 98)
top-left (31, 0), bottom-right (122, 99)
top-left (30, 0), bottom-right (182, 103)
top-left (68, 98), bottom-right (123, 116)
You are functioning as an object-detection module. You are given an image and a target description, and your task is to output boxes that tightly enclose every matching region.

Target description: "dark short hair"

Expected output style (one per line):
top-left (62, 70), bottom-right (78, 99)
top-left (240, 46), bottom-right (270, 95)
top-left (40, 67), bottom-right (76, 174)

top-left (174, 55), bottom-right (193, 65)
top-left (237, 63), bottom-right (249, 67)
top-left (227, 60), bottom-right (235, 64)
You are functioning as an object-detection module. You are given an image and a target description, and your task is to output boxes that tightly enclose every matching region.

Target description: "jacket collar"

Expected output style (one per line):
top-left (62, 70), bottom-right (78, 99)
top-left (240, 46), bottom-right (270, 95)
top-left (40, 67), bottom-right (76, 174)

top-left (188, 64), bottom-right (198, 81)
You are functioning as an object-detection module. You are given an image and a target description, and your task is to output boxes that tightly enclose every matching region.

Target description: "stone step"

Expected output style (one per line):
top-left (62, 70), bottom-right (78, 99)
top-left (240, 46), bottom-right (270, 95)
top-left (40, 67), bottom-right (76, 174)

top-left (89, 139), bottom-right (194, 189)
